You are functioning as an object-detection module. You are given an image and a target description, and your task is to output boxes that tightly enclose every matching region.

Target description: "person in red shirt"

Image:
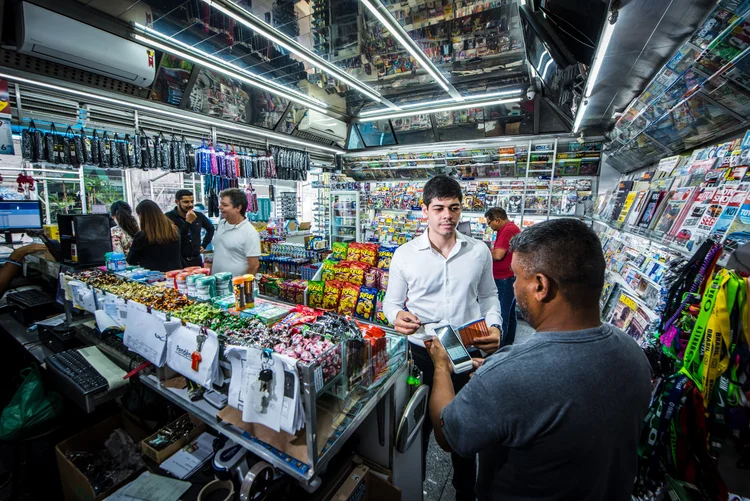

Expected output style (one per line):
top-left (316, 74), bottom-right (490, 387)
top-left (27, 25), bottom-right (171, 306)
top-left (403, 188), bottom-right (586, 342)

top-left (486, 207), bottom-right (521, 346)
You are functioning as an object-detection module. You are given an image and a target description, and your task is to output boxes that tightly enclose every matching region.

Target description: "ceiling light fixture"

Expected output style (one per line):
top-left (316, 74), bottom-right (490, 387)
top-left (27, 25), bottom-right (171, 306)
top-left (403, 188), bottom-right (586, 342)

top-left (199, 0), bottom-right (395, 108)
top-left (572, 10), bottom-right (618, 133)
top-left (359, 88), bottom-right (524, 116)
top-left (133, 32), bottom-right (329, 114)
top-left (0, 72), bottom-right (344, 154)
top-left (358, 97), bottom-right (522, 121)
top-left (359, 0), bottom-right (453, 95)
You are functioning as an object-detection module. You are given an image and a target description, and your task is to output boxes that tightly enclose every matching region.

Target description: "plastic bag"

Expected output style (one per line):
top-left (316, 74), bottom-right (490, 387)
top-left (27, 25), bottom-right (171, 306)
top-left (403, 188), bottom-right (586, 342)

top-left (0, 365), bottom-right (62, 440)
top-left (81, 128), bottom-right (93, 165)
top-left (140, 129), bottom-right (154, 170)
top-left (62, 126), bottom-right (74, 165)
top-left (111, 133), bottom-right (122, 168)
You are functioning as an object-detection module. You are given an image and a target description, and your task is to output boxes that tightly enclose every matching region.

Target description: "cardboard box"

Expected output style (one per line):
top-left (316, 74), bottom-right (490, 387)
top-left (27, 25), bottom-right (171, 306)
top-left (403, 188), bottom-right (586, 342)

top-left (330, 465), bottom-right (401, 501)
top-left (299, 222), bottom-right (311, 230)
top-left (141, 414), bottom-right (206, 464)
top-left (55, 414), bottom-right (148, 501)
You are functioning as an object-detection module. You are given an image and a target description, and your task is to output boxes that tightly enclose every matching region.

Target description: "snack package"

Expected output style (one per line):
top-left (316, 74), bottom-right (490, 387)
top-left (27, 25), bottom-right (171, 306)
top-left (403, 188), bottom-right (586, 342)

top-left (355, 287), bottom-right (377, 321)
top-left (321, 259), bottom-right (338, 282)
top-left (360, 243), bottom-right (378, 266)
top-left (346, 242), bottom-right (362, 262)
top-left (337, 283), bottom-right (360, 316)
top-left (307, 280), bottom-right (325, 308)
top-left (332, 242), bottom-right (349, 260)
top-left (378, 245), bottom-right (397, 269)
top-left (334, 261), bottom-right (352, 283)
top-left (378, 270), bottom-right (390, 291)
top-left (349, 262), bottom-right (369, 286)
top-left (323, 281), bottom-right (343, 310)
top-left (375, 290), bottom-right (389, 325)
top-left (364, 267), bottom-right (378, 289)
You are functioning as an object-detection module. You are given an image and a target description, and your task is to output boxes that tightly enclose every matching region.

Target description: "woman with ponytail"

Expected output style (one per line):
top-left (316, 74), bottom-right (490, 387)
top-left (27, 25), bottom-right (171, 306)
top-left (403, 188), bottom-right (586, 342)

top-left (110, 200), bottom-right (139, 254)
top-left (127, 200), bottom-right (183, 272)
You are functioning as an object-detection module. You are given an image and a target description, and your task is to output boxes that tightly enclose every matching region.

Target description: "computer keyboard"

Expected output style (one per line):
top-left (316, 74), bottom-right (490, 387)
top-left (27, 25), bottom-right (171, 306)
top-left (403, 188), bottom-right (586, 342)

top-left (45, 350), bottom-right (109, 395)
top-left (6, 289), bottom-right (53, 308)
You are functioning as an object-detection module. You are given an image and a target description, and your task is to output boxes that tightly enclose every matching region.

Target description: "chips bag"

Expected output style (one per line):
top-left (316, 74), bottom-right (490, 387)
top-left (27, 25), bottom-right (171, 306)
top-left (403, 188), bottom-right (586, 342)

top-left (378, 270), bottom-right (390, 291)
top-left (323, 281), bottom-right (343, 310)
top-left (355, 287), bottom-right (377, 321)
top-left (364, 267), bottom-right (378, 289)
top-left (349, 262), bottom-right (369, 286)
top-left (321, 259), bottom-right (338, 282)
top-left (334, 261), bottom-right (352, 283)
top-left (307, 281), bottom-right (325, 308)
top-left (360, 244), bottom-right (378, 266)
top-left (337, 283), bottom-right (360, 316)
top-left (346, 242), bottom-right (362, 262)
top-left (332, 242), bottom-right (349, 260)
top-left (378, 245), bottom-right (397, 269)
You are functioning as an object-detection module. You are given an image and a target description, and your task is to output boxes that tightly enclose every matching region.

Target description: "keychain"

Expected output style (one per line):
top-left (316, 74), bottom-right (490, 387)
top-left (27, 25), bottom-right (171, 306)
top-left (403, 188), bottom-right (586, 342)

top-left (192, 331), bottom-right (207, 371)
top-left (256, 348), bottom-right (274, 414)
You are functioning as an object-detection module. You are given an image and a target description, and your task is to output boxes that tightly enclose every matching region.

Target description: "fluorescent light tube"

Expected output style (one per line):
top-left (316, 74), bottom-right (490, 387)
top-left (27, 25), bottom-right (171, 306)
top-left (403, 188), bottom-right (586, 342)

top-left (359, 0), bottom-right (451, 93)
top-left (199, 0), bottom-right (390, 106)
top-left (359, 97), bottom-right (522, 121)
top-left (572, 99), bottom-right (587, 133)
top-left (0, 72), bottom-right (344, 154)
top-left (583, 20), bottom-right (616, 98)
top-left (134, 33), bottom-right (329, 114)
top-left (359, 89), bottom-right (524, 116)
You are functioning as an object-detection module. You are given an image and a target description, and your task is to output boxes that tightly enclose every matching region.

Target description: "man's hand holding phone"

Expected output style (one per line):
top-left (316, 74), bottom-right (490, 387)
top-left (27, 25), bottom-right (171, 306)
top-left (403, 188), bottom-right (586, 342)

top-left (395, 310), bottom-right (421, 335)
top-left (425, 337), bottom-right (453, 374)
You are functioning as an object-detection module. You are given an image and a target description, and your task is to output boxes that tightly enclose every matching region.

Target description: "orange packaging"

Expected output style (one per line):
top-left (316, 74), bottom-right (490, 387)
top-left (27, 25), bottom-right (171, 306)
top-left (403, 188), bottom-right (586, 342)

top-left (359, 243), bottom-right (378, 266)
top-left (337, 283), bottom-right (360, 316)
top-left (346, 242), bottom-right (362, 262)
top-left (334, 261), bottom-right (352, 283)
top-left (348, 262), bottom-right (369, 286)
top-left (323, 281), bottom-right (343, 310)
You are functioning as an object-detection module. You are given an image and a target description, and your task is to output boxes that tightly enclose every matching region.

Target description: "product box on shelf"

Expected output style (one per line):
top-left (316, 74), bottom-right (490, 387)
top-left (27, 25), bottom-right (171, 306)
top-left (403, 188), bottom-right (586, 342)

top-left (56, 413), bottom-right (148, 501)
top-left (141, 414), bottom-right (206, 464)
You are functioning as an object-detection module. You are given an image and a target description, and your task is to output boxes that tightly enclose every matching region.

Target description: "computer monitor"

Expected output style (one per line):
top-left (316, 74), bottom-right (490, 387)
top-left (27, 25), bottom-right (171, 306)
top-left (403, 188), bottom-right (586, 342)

top-left (0, 200), bottom-right (43, 244)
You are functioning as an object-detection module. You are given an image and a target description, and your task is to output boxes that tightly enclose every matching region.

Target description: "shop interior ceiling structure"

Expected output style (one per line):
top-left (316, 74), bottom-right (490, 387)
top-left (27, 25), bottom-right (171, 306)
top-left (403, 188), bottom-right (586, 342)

top-left (0, 0), bottom-right (726, 153)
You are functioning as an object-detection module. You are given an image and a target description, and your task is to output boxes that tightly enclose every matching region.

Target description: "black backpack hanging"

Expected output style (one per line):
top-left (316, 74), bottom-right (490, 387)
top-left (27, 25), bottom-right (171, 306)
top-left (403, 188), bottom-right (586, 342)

top-left (91, 130), bottom-right (102, 166)
top-left (43, 124), bottom-right (55, 163)
top-left (158, 132), bottom-right (171, 171)
top-left (125, 134), bottom-right (137, 168)
top-left (100, 131), bottom-right (111, 167)
top-left (21, 120), bottom-right (36, 160)
top-left (132, 132), bottom-right (142, 168)
top-left (111, 133), bottom-right (123, 168)
top-left (140, 129), bottom-right (154, 170)
top-left (80, 128), bottom-right (92, 165)
top-left (185, 140), bottom-right (196, 173)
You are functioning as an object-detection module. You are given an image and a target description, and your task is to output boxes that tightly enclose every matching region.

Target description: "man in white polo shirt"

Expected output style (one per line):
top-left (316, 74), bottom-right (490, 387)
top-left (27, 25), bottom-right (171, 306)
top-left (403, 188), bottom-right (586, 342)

top-left (211, 188), bottom-right (260, 277)
top-left (384, 175), bottom-right (502, 501)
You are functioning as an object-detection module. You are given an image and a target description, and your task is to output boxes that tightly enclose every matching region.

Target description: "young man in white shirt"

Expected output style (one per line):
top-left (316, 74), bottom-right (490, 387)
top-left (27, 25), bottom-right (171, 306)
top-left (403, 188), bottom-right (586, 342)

top-left (211, 188), bottom-right (261, 277)
top-left (384, 175), bottom-right (502, 501)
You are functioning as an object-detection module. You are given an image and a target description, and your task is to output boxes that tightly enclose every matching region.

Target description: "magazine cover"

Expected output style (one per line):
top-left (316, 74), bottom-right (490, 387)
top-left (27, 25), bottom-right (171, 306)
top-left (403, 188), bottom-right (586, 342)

top-left (653, 187), bottom-right (696, 234)
top-left (626, 307), bottom-right (652, 344)
top-left (638, 190), bottom-right (666, 228)
top-left (626, 191), bottom-right (649, 226)
top-left (692, 188), bottom-right (733, 243)
top-left (672, 187), bottom-right (718, 247)
top-left (724, 191), bottom-right (750, 252)
top-left (617, 191), bottom-right (638, 224)
top-left (711, 189), bottom-right (748, 240)
top-left (610, 181), bottom-right (635, 220)
top-left (686, 158), bottom-right (718, 186)
top-left (608, 293), bottom-right (638, 331)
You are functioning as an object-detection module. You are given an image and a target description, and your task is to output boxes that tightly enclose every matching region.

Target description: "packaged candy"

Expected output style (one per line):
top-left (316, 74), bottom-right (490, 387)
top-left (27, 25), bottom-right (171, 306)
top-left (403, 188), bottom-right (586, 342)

top-left (334, 261), bottom-right (352, 283)
top-left (375, 290), bottom-right (389, 325)
top-left (337, 283), bottom-right (360, 316)
top-left (349, 262), bottom-right (369, 286)
top-left (346, 242), bottom-right (362, 262)
top-left (321, 259), bottom-right (338, 282)
top-left (323, 281), bottom-right (343, 310)
top-left (378, 245), bottom-right (397, 269)
top-left (364, 267), bottom-right (378, 288)
top-left (307, 280), bottom-right (325, 308)
top-left (332, 242), bottom-right (349, 260)
top-left (355, 287), bottom-right (377, 321)
top-left (360, 243), bottom-right (378, 267)
top-left (378, 269), bottom-right (390, 291)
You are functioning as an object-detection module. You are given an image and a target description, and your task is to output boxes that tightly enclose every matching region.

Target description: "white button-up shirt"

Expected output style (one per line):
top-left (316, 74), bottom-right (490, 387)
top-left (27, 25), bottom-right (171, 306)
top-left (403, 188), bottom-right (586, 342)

top-left (384, 229), bottom-right (502, 347)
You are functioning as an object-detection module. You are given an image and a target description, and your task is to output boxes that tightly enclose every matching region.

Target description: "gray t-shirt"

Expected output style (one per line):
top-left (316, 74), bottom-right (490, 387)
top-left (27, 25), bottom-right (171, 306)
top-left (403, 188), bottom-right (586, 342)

top-left (441, 323), bottom-right (652, 501)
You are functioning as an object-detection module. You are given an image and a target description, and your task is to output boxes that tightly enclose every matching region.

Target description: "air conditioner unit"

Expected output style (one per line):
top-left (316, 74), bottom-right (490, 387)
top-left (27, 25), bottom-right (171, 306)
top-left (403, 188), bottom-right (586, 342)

top-left (17, 2), bottom-right (155, 87)
top-left (298, 110), bottom-right (348, 143)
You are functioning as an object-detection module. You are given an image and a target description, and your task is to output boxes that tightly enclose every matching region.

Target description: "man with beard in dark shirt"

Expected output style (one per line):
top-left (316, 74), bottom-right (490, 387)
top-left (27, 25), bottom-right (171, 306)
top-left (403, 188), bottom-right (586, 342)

top-left (165, 190), bottom-right (214, 267)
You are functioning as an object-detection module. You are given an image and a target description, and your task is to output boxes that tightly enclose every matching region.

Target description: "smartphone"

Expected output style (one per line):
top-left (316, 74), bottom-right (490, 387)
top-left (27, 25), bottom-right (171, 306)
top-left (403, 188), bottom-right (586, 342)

top-left (433, 325), bottom-right (473, 374)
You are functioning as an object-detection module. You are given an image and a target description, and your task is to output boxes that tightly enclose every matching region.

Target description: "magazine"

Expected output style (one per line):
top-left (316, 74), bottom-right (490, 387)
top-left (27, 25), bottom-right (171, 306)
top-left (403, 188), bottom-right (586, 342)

top-left (653, 187), bottom-right (696, 235)
top-left (711, 189), bottom-right (748, 241)
top-left (672, 187), bottom-right (718, 247)
top-left (723, 191), bottom-right (750, 252)
top-left (607, 292), bottom-right (638, 331)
